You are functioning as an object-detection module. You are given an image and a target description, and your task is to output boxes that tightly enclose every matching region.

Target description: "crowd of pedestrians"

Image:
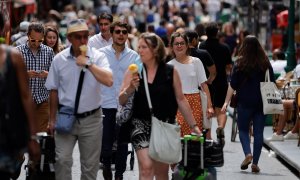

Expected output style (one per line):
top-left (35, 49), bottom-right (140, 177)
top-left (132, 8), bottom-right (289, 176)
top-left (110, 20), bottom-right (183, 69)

top-left (0, 1), bottom-right (299, 180)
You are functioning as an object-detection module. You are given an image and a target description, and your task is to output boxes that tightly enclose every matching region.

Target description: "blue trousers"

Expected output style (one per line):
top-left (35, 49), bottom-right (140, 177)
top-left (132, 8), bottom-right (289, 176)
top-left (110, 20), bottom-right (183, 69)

top-left (237, 106), bottom-right (266, 165)
top-left (101, 108), bottom-right (128, 178)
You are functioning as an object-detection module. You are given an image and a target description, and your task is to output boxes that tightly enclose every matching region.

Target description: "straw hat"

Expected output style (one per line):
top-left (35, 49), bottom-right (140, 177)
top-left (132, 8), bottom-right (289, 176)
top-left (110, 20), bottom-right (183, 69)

top-left (67, 19), bottom-right (88, 35)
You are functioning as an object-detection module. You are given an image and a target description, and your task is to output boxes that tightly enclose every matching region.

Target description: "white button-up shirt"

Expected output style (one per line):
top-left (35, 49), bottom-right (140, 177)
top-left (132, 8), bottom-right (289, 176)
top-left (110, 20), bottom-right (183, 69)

top-left (88, 33), bottom-right (113, 50)
top-left (45, 46), bottom-right (112, 113)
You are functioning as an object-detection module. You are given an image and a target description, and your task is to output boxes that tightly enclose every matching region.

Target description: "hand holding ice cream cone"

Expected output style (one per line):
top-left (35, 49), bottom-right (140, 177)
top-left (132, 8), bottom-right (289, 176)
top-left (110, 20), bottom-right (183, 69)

top-left (76, 45), bottom-right (89, 70)
top-left (128, 64), bottom-right (139, 91)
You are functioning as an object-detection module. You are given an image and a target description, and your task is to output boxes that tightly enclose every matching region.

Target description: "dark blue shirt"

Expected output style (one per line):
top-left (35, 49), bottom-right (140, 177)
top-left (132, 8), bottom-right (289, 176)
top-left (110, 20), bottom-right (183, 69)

top-left (230, 64), bottom-right (275, 108)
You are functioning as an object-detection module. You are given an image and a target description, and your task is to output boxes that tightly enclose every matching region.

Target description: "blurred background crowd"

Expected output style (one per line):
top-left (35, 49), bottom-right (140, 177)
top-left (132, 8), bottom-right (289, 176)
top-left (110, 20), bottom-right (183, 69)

top-left (0, 0), bottom-right (299, 61)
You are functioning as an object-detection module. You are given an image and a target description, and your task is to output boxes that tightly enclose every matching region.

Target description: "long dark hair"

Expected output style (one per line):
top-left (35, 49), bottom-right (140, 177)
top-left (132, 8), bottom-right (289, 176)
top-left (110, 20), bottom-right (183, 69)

top-left (236, 35), bottom-right (270, 74)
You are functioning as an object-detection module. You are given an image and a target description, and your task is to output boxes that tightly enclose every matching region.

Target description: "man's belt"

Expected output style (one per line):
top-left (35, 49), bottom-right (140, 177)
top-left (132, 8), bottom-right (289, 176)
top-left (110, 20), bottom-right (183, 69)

top-left (76, 107), bottom-right (100, 118)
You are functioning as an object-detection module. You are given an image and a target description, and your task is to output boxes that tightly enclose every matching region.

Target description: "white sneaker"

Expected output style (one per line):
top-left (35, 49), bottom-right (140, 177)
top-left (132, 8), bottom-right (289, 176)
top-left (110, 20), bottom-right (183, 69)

top-left (267, 133), bottom-right (284, 141)
top-left (284, 131), bottom-right (299, 140)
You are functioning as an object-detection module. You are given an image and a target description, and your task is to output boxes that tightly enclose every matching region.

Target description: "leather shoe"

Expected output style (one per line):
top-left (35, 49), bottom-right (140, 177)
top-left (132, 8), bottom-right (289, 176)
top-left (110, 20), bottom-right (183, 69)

top-left (240, 154), bottom-right (252, 170)
top-left (251, 164), bottom-right (260, 173)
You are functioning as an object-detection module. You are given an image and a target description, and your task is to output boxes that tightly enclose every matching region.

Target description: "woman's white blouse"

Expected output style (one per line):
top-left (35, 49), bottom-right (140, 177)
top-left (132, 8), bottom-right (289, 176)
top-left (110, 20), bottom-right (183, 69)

top-left (168, 56), bottom-right (207, 94)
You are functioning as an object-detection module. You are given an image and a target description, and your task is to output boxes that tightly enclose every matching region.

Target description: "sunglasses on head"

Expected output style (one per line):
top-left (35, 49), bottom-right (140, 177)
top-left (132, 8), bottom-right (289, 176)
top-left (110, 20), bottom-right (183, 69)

top-left (114, 30), bottom-right (128, 35)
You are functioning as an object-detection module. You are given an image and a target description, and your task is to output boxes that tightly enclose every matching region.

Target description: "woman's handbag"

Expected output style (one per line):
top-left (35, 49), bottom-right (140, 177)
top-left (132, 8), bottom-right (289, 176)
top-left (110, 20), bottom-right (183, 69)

top-left (116, 92), bottom-right (135, 143)
top-left (199, 90), bottom-right (211, 129)
top-left (260, 69), bottom-right (284, 114)
top-left (142, 67), bottom-right (182, 164)
top-left (116, 93), bottom-right (134, 125)
top-left (192, 59), bottom-right (211, 129)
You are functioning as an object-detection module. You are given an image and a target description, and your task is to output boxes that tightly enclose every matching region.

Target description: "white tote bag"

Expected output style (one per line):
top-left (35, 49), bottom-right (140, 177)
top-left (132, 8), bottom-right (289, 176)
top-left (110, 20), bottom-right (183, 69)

top-left (193, 59), bottom-right (211, 129)
top-left (200, 90), bottom-right (211, 129)
top-left (260, 69), bottom-right (284, 115)
top-left (149, 116), bottom-right (182, 164)
top-left (143, 67), bottom-right (182, 164)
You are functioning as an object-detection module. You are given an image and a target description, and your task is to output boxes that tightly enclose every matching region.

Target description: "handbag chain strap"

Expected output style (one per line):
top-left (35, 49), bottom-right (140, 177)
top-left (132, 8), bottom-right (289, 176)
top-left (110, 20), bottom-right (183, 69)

top-left (142, 66), bottom-right (154, 114)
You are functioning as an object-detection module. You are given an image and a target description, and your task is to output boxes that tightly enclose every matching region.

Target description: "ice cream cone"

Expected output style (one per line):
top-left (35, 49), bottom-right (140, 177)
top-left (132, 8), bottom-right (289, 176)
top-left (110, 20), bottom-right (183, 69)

top-left (128, 64), bottom-right (139, 91)
top-left (79, 45), bottom-right (88, 56)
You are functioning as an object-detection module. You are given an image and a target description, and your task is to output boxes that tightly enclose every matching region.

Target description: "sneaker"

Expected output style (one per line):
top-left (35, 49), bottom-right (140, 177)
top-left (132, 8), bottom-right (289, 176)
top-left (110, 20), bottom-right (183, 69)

top-left (267, 133), bottom-right (284, 141)
top-left (241, 154), bottom-right (252, 170)
top-left (284, 131), bottom-right (299, 140)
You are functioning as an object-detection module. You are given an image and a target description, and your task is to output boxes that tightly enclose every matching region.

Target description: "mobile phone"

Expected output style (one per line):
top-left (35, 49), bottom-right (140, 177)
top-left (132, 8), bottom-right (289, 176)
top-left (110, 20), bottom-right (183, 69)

top-left (36, 70), bottom-right (42, 73)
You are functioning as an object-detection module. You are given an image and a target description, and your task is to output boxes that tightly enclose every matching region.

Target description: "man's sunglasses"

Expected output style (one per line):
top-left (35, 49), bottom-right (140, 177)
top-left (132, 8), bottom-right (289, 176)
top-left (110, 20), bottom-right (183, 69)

top-left (29, 38), bottom-right (44, 43)
top-left (73, 34), bottom-right (89, 40)
top-left (114, 30), bottom-right (128, 35)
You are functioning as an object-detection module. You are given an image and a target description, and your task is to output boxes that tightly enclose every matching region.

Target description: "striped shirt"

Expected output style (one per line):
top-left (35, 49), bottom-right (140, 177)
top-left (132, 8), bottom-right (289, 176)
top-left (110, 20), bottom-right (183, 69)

top-left (16, 43), bottom-right (54, 104)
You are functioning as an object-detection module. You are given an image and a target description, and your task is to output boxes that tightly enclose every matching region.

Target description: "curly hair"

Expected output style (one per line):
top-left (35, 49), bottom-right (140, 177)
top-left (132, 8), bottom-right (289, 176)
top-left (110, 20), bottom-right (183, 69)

top-left (139, 32), bottom-right (166, 63)
top-left (236, 35), bottom-right (270, 75)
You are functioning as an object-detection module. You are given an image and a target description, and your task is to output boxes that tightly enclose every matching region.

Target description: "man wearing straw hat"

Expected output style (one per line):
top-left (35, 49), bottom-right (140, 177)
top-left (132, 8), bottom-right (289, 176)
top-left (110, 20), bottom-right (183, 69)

top-left (45, 19), bottom-right (113, 180)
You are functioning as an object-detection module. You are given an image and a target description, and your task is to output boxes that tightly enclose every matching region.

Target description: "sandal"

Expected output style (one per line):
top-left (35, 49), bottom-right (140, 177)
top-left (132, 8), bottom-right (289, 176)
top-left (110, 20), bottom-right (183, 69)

top-left (240, 154), bottom-right (252, 170)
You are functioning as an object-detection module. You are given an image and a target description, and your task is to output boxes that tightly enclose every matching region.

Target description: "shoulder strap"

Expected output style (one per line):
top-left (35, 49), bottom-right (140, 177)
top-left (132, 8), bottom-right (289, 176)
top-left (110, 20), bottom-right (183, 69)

top-left (192, 59), bottom-right (203, 91)
top-left (143, 67), bottom-right (153, 114)
top-left (74, 70), bottom-right (85, 114)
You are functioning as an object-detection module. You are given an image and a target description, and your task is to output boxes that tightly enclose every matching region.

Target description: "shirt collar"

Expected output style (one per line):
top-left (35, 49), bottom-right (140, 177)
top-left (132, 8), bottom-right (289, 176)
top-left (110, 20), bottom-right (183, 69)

top-left (109, 44), bottom-right (130, 55)
top-left (25, 41), bottom-right (43, 53)
top-left (99, 33), bottom-right (112, 43)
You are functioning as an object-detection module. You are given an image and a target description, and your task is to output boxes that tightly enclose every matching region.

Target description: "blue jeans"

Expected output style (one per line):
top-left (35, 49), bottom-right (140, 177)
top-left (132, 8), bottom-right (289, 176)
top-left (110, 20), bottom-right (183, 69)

top-left (237, 105), bottom-right (266, 165)
top-left (101, 108), bottom-right (128, 178)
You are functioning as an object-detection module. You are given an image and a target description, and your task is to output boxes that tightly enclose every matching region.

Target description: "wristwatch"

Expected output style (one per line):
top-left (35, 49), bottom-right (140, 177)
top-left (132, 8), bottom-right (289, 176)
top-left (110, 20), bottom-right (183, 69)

top-left (85, 58), bottom-right (94, 69)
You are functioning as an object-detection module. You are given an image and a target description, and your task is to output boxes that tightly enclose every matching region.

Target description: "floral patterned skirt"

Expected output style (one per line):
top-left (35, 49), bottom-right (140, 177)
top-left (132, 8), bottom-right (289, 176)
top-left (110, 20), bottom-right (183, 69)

top-left (176, 93), bottom-right (203, 137)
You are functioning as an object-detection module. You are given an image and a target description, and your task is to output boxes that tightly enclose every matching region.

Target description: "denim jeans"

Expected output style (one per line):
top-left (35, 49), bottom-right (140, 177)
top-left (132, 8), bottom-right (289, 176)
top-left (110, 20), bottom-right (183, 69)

top-left (237, 105), bottom-right (266, 165)
top-left (101, 108), bottom-right (128, 178)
